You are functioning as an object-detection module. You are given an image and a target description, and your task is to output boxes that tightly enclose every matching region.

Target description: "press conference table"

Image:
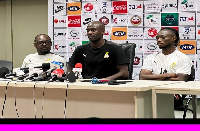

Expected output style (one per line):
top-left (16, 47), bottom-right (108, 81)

top-left (152, 81), bottom-right (199, 118)
top-left (0, 79), bottom-right (180, 118)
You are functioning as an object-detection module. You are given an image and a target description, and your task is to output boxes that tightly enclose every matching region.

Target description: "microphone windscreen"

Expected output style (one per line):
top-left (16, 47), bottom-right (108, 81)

top-left (42, 63), bottom-right (50, 71)
top-left (5, 72), bottom-right (16, 77)
top-left (23, 68), bottom-right (29, 74)
top-left (68, 71), bottom-right (76, 82)
top-left (0, 67), bottom-right (9, 78)
top-left (52, 69), bottom-right (64, 77)
top-left (31, 73), bottom-right (38, 77)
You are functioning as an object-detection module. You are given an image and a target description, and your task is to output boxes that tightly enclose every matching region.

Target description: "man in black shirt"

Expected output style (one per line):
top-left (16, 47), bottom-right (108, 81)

top-left (67, 21), bottom-right (129, 80)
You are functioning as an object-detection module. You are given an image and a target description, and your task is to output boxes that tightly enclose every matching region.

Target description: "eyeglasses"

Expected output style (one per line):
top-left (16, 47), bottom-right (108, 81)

top-left (35, 41), bottom-right (52, 45)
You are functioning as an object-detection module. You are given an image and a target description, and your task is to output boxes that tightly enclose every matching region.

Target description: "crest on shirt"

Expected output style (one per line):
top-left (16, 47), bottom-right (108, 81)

top-left (170, 62), bottom-right (176, 68)
top-left (104, 52), bottom-right (109, 58)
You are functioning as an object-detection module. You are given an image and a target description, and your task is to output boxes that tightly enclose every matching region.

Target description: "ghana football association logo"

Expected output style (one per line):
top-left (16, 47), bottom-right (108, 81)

top-left (170, 62), bottom-right (176, 68)
top-left (130, 15), bottom-right (142, 26)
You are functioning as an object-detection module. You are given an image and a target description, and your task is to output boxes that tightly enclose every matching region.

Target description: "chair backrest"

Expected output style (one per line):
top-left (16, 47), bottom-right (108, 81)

top-left (0, 60), bottom-right (13, 73)
top-left (119, 43), bottom-right (136, 79)
top-left (187, 65), bottom-right (195, 81)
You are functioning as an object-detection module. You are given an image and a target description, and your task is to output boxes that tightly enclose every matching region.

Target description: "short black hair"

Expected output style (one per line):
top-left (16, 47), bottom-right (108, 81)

top-left (160, 27), bottom-right (180, 46)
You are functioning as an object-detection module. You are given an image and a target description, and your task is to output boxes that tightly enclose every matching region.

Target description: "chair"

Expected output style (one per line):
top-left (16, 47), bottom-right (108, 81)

top-left (182, 65), bottom-right (196, 119)
top-left (119, 43), bottom-right (136, 80)
top-left (174, 65), bottom-right (196, 119)
top-left (0, 60), bottom-right (13, 73)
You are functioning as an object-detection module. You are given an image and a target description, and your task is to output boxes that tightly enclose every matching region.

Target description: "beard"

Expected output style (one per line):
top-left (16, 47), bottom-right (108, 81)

top-left (89, 36), bottom-right (101, 43)
top-left (158, 43), bottom-right (171, 49)
top-left (39, 48), bottom-right (50, 55)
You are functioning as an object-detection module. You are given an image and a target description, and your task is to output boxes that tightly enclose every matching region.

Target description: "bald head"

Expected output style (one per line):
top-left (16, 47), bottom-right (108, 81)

top-left (34, 34), bottom-right (51, 43)
top-left (86, 21), bottom-right (105, 43)
top-left (88, 21), bottom-right (105, 31)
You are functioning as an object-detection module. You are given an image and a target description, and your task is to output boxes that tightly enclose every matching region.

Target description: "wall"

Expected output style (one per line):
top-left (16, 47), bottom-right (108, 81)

top-left (48, 0), bottom-right (200, 80)
top-left (0, 0), bottom-right (48, 68)
top-left (0, 0), bottom-right (12, 61)
top-left (12, 0), bottom-right (48, 68)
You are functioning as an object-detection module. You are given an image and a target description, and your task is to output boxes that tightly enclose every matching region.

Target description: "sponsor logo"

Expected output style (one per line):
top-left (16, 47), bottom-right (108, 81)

top-left (54, 32), bottom-right (67, 37)
top-left (178, 40), bottom-right (196, 54)
top-left (55, 6), bottom-right (64, 13)
top-left (113, 31), bottom-right (126, 36)
top-left (84, 3), bottom-right (93, 11)
top-left (68, 6), bottom-right (80, 11)
top-left (182, 27), bottom-right (192, 39)
top-left (162, 3), bottom-right (177, 9)
top-left (54, 19), bottom-right (66, 23)
top-left (161, 13), bottom-right (178, 26)
top-left (68, 16), bottom-right (81, 27)
top-left (180, 16), bottom-right (194, 21)
top-left (165, 15), bottom-right (175, 25)
top-left (129, 4), bottom-right (142, 10)
top-left (99, 16), bottom-right (109, 25)
top-left (111, 27), bottom-right (127, 40)
top-left (147, 42), bottom-right (157, 50)
top-left (128, 29), bottom-right (143, 38)
top-left (70, 30), bottom-right (79, 37)
top-left (181, 0), bottom-right (194, 9)
top-left (100, 2), bottom-right (109, 13)
top-left (130, 15), bottom-right (142, 25)
top-left (134, 56), bottom-right (140, 65)
top-left (146, 15), bottom-right (158, 25)
top-left (180, 44), bottom-right (195, 50)
top-left (112, 1), bottom-right (127, 14)
top-left (148, 28), bottom-right (157, 37)
top-left (145, 3), bottom-right (160, 11)
top-left (184, 27), bottom-right (191, 34)
top-left (128, 34), bottom-right (143, 38)
top-left (83, 18), bottom-right (93, 25)
top-left (113, 17), bottom-right (126, 24)
top-left (69, 19), bottom-right (81, 24)
top-left (67, 2), bottom-right (81, 15)
top-left (54, 44), bottom-right (66, 50)
top-left (113, 5), bottom-right (127, 11)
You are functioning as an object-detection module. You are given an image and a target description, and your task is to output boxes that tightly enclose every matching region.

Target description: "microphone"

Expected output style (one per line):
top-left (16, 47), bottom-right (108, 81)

top-left (0, 67), bottom-right (10, 78)
top-left (21, 62), bottom-right (63, 72)
top-left (67, 71), bottom-right (76, 82)
top-left (18, 73), bottom-right (29, 80)
top-left (48, 69), bottom-right (66, 82)
top-left (52, 69), bottom-right (64, 77)
top-left (20, 63), bottom-right (51, 72)
top-left (26, 73), bottom-right (38, 80)
top-left (32, 67), bottom-right (56, 81)
top-left (49, 75), bottom-right (66, 82)
top-left (28, 62), bottom-right (64, 81)
top-left (5, 72), bottom-right (17, 79)
top-left (5, 72), bottom-right (16, 77)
